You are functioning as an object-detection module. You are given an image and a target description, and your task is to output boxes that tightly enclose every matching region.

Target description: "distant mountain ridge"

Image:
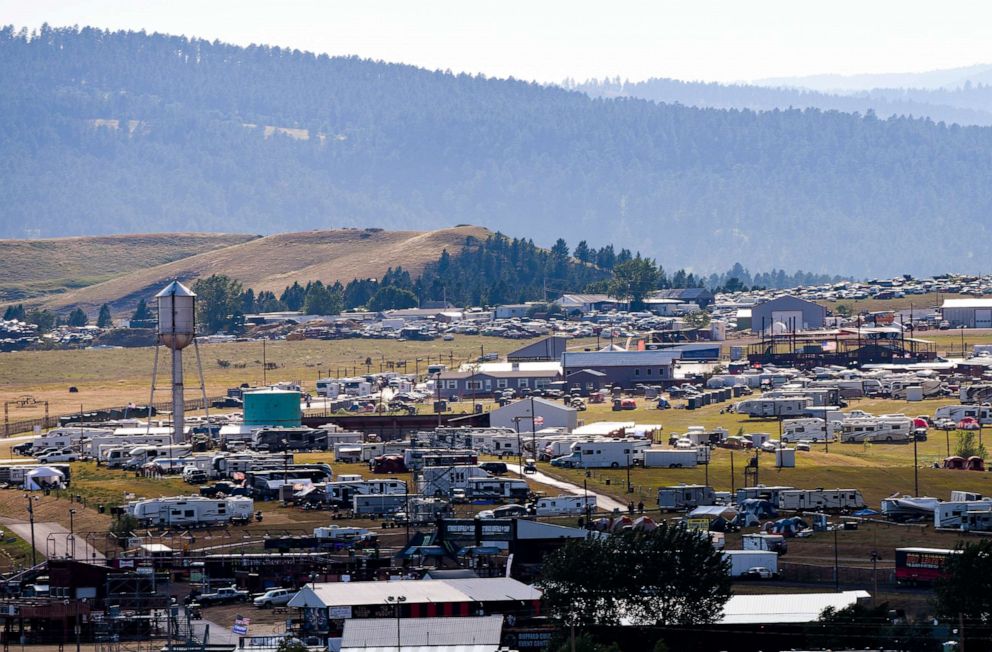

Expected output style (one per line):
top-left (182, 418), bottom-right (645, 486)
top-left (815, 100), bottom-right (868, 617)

top-left (4, 26), bottom-right (992, 276)
top-left (753, 63), bottom-right (992, 92)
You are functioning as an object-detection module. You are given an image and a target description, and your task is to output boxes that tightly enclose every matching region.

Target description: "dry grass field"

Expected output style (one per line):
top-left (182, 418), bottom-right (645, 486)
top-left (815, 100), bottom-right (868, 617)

top-left (0, 233), bottom-right (257, 304)
top-left (29, 225), bottom-right (490, 315)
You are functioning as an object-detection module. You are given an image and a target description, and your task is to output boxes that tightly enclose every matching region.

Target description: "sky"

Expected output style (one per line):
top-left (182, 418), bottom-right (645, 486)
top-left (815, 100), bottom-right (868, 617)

top-left (2, 0), bottom-right (992, 84)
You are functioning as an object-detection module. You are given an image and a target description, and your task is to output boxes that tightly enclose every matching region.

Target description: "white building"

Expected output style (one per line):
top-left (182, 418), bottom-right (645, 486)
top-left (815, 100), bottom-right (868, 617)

top-left (489, 397), bottom-right (578, 432)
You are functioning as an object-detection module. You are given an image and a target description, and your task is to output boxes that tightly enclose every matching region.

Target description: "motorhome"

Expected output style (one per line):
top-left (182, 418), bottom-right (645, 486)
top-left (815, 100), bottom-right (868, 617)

top-left (781, 418), bottom-right (838, 443)
top-left (732, 397), bottom-right (812, 418)
top-left (324, 479), bottom-right (408, 506)
top-left (818, 378), bottom-right (883, 399)
top-left (777, 489), bottom-right (865, 511)
top-left (550, 439), bottom-right (649, 469)
top-left (531, 494), bottom-right (596, 516)
top-left (419, 465), bottom-right (491, 497)
top-left (839, 416), bottom-right (913, 443)
top-left (211, 452), bottom-right (295, 479)
top-left (126, 496), bottom-right (254, 527)
top-left (889, 379), bottom-right (943, 400)
top-left (246, 465), bottom-right (333, 498)
top-left (88, 433), bottom-right (175, 459)
top-left (643, 448), bottom-right (702, 469)
top-left (934, 404), bottom-right (992, 426)
top-left (657, 485), bottom-right (716, 511)
top-left (466, 477), bottom-right (530, 501)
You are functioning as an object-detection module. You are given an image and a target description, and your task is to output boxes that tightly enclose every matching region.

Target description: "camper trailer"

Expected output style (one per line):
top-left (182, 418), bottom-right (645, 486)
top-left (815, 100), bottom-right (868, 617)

top-left (123, 445), bottom-right (192, 469)
top-left (30, 427), bottom-right (113, 455)
top-left (934, 404), bottom-right (992, 426)
top-left (88, 433), bottom-right (175, 460)
top-left (933, 500), bottom-right (992, 529)
top-left (657, 485), bottom-right (716, 511)
top-left (324, 479), bottom-right (407, 506)
top-left (732, 397), bottom-right (811, 418)
top-left (403, 448), bottom-right (478, 471)
top-left (781, 418), bottom-right (838, 443)
top-left (353, 493), bottom-right (415, 517)
top-left (465, 477), bottom-right (530, 501)
top-left (531, 494), bottom-right (596, 516)
top-left (550, 439), bottom-right (649, 469)
top-left (777, 489), bottom-right (865, 511)
top-left (211, 452), bottom-right (295, 479)
top-left (839, 416), bottom-right (913, 443)
top-left (734, 485), bottom-right (795, 505)
top-left (127, 496), bottom-right (254, 527)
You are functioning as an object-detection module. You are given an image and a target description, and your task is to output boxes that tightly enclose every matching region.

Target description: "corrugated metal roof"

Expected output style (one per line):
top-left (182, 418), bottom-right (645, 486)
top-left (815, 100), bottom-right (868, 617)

top-left (720, 590), bottom-right (870, 624)
top-left (563, 350), bottom-right (679, 368)
top-left (341, 616), bottom-right (503, 648)
top-left (289, 578), bottom-right (540, 609)
top-left (942, 298), bottom-right (992, 308)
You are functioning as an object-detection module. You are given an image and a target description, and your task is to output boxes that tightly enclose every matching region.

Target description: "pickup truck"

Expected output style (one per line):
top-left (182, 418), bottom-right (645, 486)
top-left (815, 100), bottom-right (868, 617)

top-left (197, 586), bottom-right (249, 605)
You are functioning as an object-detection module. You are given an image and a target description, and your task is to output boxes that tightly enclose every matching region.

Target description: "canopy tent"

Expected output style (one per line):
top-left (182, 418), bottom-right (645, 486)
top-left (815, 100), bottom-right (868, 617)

top-left (25, 466), bottom-right (65, 491)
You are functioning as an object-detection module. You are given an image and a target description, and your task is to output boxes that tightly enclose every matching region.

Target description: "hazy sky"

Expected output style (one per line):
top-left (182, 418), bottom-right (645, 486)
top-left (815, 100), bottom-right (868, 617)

top-left (3, 0), bottom-right (991, 83)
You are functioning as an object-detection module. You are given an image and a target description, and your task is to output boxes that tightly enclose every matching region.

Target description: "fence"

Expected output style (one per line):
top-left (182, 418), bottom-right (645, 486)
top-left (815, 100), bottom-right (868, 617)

top-left (2, 395), bottom-right (226, 437)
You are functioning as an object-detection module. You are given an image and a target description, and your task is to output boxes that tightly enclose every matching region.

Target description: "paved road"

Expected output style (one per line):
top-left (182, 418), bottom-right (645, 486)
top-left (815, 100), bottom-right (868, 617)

top-left (0, 518), bottom-right (105, 561)
top-left (506, 463), bottom-right (628, 513)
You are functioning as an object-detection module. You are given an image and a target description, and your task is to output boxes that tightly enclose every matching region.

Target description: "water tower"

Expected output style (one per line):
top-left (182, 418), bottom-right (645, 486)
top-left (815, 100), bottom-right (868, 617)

top-left (156, 281), bottom-right (196, 442)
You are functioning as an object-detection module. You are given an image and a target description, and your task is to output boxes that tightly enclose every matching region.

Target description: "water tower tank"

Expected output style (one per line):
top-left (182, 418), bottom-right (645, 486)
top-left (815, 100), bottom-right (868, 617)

top-left (156, 281), bottom-right (196, 350)
top-left (243, 388), bottom-right (302, 427)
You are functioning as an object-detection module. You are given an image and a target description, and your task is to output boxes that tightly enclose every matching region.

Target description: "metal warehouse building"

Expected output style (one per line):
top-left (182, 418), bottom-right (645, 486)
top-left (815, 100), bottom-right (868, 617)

top-left (750, 295), bottom-right (826, 334)
top-left (941, 298), bottom-right (992, 328)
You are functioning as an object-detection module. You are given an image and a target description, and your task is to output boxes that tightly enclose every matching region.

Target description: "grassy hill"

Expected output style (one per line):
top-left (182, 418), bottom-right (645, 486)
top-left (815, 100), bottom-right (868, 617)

top-left (24, 225), bottom-right (488, 315)
top-left (0, 233), bottom-right (258, 303)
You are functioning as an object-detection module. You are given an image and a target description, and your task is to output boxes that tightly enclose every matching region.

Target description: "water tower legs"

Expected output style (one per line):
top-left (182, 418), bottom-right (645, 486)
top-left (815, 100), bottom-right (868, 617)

top-left (172, 348), bottom-right (184, 443)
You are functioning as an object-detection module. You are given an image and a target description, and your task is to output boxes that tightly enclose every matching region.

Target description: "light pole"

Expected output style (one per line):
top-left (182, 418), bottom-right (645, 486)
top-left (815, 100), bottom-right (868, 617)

top-left (386, 595), bottom-right (406, 648)
top-left (869, 551), bottom-right (880, 605)
top-left (833, 525), bottom-right (840, 592)
top-left (913, 431), bottom-right (920, 497)
top-left (69, 508), bottom-right (76, 560)
top-left (26, 495), bottom-right (37, 567)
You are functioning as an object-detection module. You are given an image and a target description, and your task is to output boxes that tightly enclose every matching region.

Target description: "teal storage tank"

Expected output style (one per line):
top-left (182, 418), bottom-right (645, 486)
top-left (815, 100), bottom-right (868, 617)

top-left (243, 389), bottom-right (301, 427)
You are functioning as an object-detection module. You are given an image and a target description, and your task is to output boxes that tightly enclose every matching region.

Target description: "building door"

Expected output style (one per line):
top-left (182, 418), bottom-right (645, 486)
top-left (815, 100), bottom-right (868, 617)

top-left (976, 309), bottom-right (992, 328)
top-left (771, 310), bottom-right (804, 332)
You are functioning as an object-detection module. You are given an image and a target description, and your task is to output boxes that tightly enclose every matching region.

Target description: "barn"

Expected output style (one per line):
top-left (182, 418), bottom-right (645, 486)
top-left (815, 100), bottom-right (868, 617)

top-left (941, 298), bottom-right (992, 328)
top-left (749, 295), bottom-right (826, 334)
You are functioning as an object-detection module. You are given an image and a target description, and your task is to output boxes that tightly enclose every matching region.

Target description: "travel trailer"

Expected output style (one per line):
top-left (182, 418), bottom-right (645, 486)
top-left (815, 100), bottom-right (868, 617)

top-left (324, 479), bottom-right (408, 506)
top-left (642, 448), bottom-right (703, 468)
top-left (419, 465), bottom-right (491, 496)
top-left (465, 477), bottom-right (530, 501)
top-left (934, 404), bottom-right (992, 426)
top-left (126, 496), bottom-right (254, 527)
top-left (531, 494), bottom-right (596, 516)
top-left (781, 418), bottom-right (838, 443)
top-left (657, 485), bottom-right (716, 511)
top-left (777, 489), bottom-right (865, 511)
top-left (933, 500), bottom-right (992, 529)
top-left (30, 427), bottom-right (113, 455)
top-left (731, 397), bottom-right (811, 418)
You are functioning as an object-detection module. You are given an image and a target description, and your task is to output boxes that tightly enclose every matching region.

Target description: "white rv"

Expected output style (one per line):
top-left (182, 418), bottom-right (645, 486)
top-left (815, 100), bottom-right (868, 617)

top-left (419, 465), bottom-right (491, 496)
top-left (531, 494), bottom-right (596, 516)
top-left (325, 479), bottom-right (408, 505)
top-left (934, 405), bottom-right (992, 426)
top-left (781, 418), bottom-right (838, 443)
top-left (777, 489), bottom-right (865, 511)
top-left (466, 477), bottom-right (530, 501)
top-left (88, 433), bottom-right (175, 459)
top-left (550, 439), bottom-right (649, 469)
top-left (657, 485), bottom-right (716, 511)
top-left (31, 427), bottom-right (113, 455)
top-left (127, 496), bottom-right (254, 527)
top-left (124, 444), bottom-right (192, 469)
top-left (839, 416), bottom-right (912, 443)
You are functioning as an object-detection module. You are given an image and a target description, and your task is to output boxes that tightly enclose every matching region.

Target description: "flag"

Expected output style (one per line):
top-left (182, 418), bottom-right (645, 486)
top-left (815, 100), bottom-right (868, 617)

top-left (534, 416), bottom-right (545, 426)
top-left (232, 616), bottom-right (251, 636)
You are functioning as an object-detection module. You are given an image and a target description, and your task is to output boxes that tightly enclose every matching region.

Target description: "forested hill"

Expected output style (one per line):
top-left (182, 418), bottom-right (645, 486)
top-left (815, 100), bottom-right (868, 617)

top-left (570, 77), bottom-right (992, 127)
top-left (4, 27), bottom-right (992, 276)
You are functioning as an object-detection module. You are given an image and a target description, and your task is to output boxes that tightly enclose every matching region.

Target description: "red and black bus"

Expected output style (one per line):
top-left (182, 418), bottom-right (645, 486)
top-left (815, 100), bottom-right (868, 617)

top-left (895, 547), bottom-right (959, 584)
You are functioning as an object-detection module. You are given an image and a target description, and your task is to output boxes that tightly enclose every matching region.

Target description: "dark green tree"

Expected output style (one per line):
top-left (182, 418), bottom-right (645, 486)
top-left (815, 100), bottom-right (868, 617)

top-left (810, 602), bottom-right (937, 652)
top-left (280, 282), bottom-right (306, 311)
top-left (574, 240), bottom-right (592, 264)
top-left (937, 539), bottom-right (992, 623)
top-left (368, 286), bottom-right (418, 311)
top-left (131, 298), bottom-right (153, 323)
top-left (96, 304), bottom-right (113, 328)
top-left (66, 307), bottom-right (88, 327)
top-left (302, 281), bottom-right (343, 315)
top-left (192, 274), bottom-right (244, 334)
top-left (3, 304), bottom-right (26, 321)
top-left (27, 309), bottom-right (56, 331)
top-left (608, 257), bottom-right (658, 308)
top-left (541, 524), bottom-right (731, 628)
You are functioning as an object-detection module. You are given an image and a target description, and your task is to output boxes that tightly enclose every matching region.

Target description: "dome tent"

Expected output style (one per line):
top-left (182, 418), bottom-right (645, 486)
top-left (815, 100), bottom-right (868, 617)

top-left (25, 466), bottom-right (65, 491)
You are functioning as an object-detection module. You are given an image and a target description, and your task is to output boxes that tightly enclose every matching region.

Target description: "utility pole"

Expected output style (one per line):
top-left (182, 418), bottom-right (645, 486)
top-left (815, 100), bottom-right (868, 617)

top-left (833, 525), bottom-right (840, 592)
top-left (26, 495), bottom-right (36, 566)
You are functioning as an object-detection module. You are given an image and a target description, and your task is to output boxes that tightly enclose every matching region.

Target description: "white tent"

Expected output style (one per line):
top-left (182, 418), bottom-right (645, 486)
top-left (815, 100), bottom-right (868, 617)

top-left (25, 466), bottom-right (65, 491)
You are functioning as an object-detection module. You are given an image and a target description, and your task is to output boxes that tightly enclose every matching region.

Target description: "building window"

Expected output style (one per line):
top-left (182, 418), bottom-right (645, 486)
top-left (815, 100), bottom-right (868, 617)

top-left (635, 369), bottom-right (640, 376)
top-left (518, 379), bottom-right (529, 387)
top-left (496, 379), bottom-right (508, 388)
top-left (535, 378), bottom-right (550, 388)
top-left (447, 380), bottom-right (458, 389)
top-left (646, 368), bottom-right (652, 375)
top-left (466, 381), bottom-right (483, 390)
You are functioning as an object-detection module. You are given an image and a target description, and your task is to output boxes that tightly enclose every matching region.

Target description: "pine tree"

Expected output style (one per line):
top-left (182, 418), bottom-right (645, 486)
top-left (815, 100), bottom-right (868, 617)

top-left (96, 304), bottom-right (113, 328)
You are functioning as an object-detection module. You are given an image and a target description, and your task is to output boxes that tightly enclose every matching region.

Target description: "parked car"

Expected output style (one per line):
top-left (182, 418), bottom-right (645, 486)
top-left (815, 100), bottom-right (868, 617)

top-left (743, 567), bottom-right (777, 580)
top-left (38, 449), bottom-right (79, 463)
top-left (12, 442), bottom-right (34, 456)
top-left (478, 504), bottom-right (529, 519)
top-left (479, 462), bottom-right (508, 476)
top-left (253, 588), bottom-right (296, 608)
top-left (198, 586), bottom-right (249, 605)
